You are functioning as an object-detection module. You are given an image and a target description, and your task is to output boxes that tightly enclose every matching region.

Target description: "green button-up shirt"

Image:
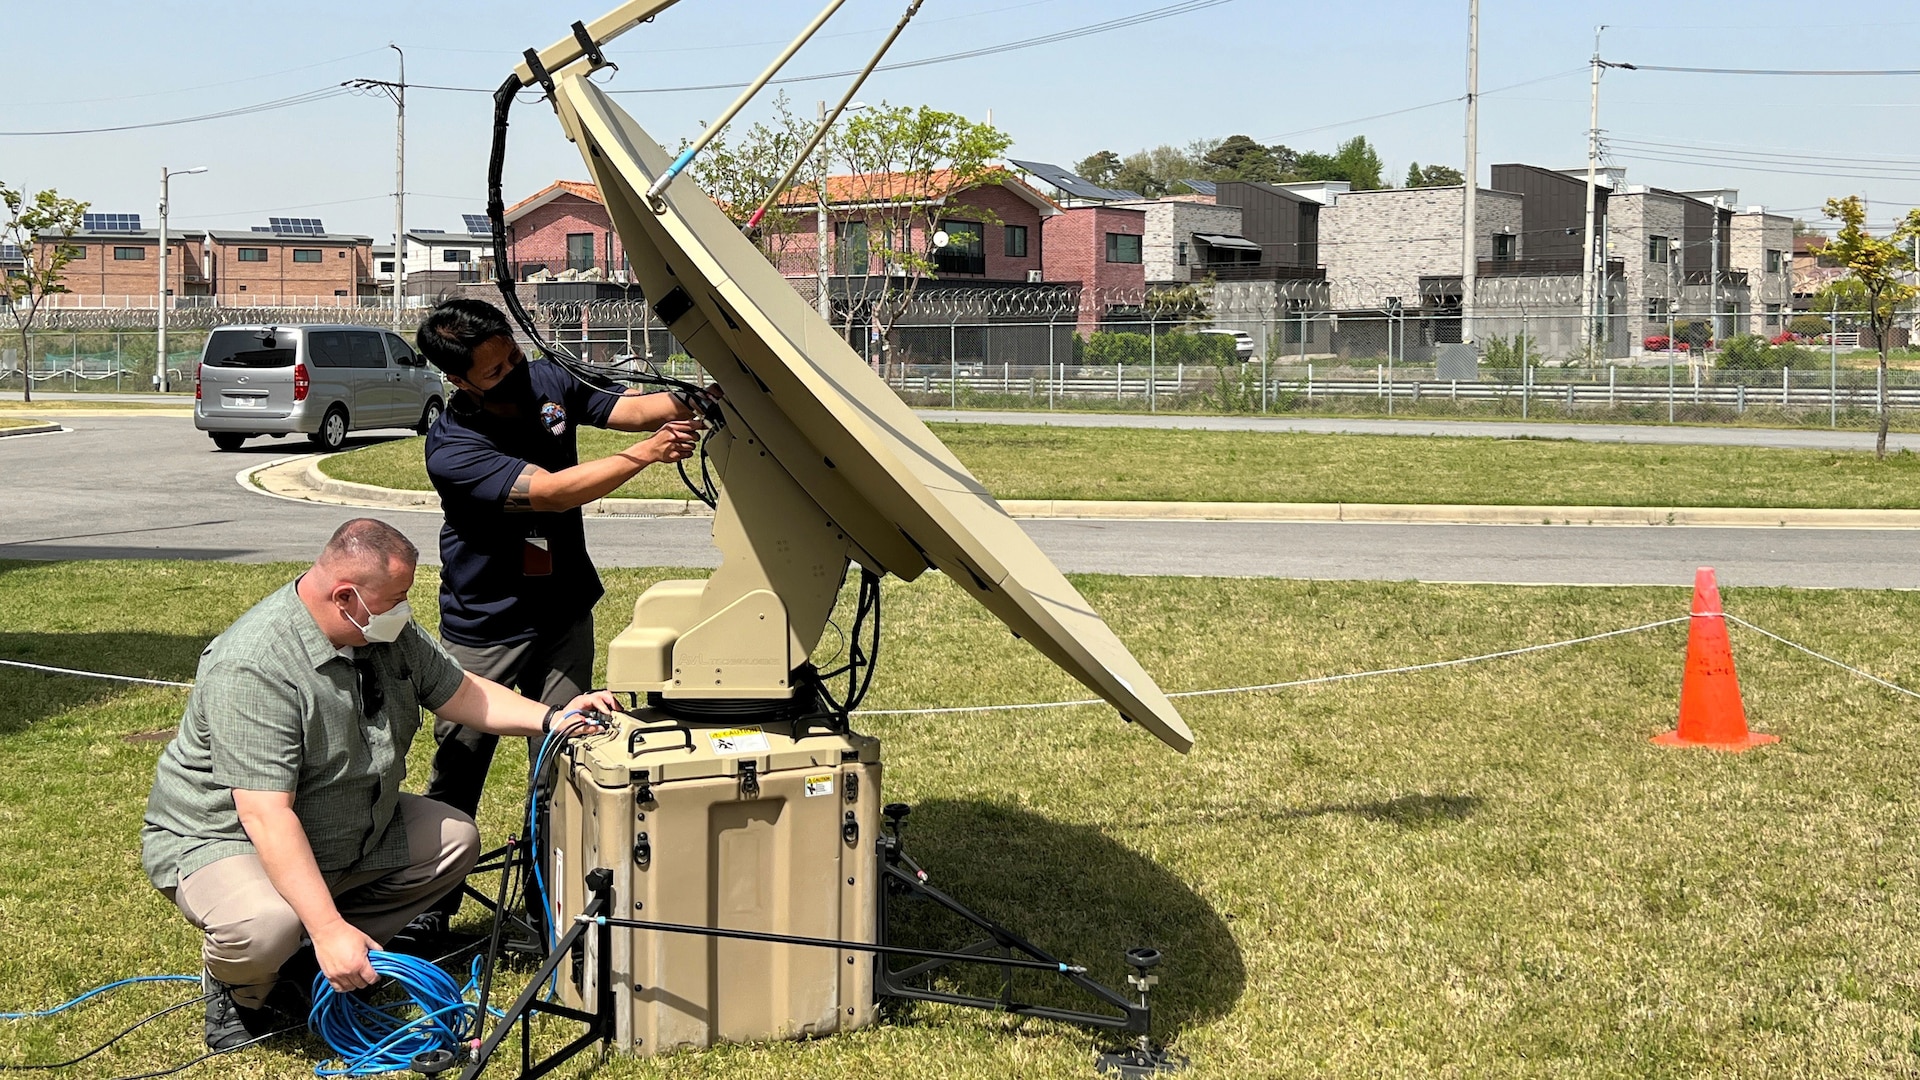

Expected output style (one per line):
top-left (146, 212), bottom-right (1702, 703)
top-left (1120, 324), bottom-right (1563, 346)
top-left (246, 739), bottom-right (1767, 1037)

top-left (141, 581), bottom-right (467, 890)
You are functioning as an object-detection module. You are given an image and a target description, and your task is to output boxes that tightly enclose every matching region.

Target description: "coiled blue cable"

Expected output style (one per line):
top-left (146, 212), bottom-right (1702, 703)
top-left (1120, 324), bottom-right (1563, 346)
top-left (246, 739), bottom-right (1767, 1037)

top-left (0, 975), bottom-right (200, 1019)
top-left (308, 951), bottom-right (499, 1077)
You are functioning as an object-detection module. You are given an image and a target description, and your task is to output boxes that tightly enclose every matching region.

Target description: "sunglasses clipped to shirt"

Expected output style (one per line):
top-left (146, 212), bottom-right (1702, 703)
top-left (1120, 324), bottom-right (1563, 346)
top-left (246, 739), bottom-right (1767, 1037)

top-left (353, 657), bottom-right (384, 719)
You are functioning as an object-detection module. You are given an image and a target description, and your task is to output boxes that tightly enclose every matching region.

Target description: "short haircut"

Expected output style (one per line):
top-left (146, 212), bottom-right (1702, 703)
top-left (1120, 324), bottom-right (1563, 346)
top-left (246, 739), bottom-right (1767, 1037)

top-left (321, 518), bottom-right (419, 576)
top-left (415, 297), bottom-right (515, 378)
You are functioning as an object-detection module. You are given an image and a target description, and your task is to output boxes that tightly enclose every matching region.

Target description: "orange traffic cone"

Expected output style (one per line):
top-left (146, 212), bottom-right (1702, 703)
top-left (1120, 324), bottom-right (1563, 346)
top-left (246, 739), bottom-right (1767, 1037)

top-left (1652, 567), bottom-right (1777, 751)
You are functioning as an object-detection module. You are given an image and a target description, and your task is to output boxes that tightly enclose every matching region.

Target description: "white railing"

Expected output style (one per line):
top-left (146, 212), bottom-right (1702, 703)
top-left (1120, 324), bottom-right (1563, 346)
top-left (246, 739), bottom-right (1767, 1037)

top-left (35, 294), bottom-right (388, 310)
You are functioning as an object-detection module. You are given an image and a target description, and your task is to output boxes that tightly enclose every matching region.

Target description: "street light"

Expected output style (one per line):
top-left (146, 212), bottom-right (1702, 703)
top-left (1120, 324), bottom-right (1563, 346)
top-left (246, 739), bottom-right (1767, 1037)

top-left (816, 99), bottom-right (868, 321)
top-left (156, 165), bottom-right (208, 393)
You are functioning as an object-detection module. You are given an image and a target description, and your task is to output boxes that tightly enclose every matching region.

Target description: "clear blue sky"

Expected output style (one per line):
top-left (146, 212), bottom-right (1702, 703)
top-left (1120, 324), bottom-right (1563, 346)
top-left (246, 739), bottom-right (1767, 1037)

top-left (4, 0), bottom-right (1917, 238)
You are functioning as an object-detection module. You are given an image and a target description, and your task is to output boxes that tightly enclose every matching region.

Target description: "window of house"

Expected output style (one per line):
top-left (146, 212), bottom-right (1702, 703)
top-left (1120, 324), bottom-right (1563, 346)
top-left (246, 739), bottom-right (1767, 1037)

top-left (520, 263), bottom-right (547, 280)
top-left (379, 260), bottom-right (395, 273)
top-left (566, 233), bottom-right (594, 271)
top-left (1176, 241), bottom-right (1188, 267)
top-left (113, 247), bottom-right (145, 261)
top-left (293, 249), bottom-right (322, 263)
top-left (237, 248), bottom-right (268, 263)
top-left (1766, 249), bottom-right (1784, 274)
top-left (1003, 224), bottom-right (1028, 258)
top-left (1647, 235), bottom-right (1669, 264)
top-left (835, 221), bottom-right (869, 275)
top-left (1492, 234), bottom-right (1517, 261)
top-left (1766, 302), bottom-right (1783, 326)
top-left (68, 246), bottom-right (86, 260)
top-left (934, 220), bottom-right (985, 275)
top-left (443, 249), bottom-right (472, 263)
top-left (1105, 233), bottom-right (1142, 264)
top-left (1647, 298), bottom-right (1670, 318)
top-left (335, 289), bottom-right (348, 297)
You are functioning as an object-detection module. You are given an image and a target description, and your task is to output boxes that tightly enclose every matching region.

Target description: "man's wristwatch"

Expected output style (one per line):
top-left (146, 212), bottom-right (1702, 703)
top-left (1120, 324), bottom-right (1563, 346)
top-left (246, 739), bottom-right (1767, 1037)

top-left (541, 704), bottom-right (561, 734)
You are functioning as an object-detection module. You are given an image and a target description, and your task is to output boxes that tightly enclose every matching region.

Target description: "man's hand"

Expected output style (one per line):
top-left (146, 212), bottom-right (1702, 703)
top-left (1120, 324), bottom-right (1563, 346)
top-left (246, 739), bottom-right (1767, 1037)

top-left (560, 690), bottom-right (620, 721)
top-left (670, 384), bottom-right (725, 420)
top-left (626, 419), bottom-right (702, 467)
top-left (312, 919), bottom-right (382, 993)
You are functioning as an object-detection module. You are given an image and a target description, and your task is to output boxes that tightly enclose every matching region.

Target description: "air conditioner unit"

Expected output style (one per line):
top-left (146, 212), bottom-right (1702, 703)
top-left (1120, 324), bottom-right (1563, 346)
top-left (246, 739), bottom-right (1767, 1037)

top-left (1027, 269), bottom-right (1044, 283)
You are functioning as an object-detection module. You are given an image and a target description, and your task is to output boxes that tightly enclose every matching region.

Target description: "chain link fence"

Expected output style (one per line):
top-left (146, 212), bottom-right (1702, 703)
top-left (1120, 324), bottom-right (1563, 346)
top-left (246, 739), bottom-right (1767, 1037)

top-left (7, 303), bottom-right (1916, 432)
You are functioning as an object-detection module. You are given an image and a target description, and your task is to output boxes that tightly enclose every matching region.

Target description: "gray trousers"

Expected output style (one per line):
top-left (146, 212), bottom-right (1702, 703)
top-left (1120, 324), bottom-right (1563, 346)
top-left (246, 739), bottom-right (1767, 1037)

top-left (165, 794), bottom-right (479, 1007)
top-left (424, 614), bottom-right (593, 917)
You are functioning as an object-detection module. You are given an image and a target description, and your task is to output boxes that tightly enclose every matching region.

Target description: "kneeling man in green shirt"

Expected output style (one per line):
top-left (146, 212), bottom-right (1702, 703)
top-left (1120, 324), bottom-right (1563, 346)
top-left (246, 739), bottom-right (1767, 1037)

top-left (141, 518), bottom-right (613, 1050)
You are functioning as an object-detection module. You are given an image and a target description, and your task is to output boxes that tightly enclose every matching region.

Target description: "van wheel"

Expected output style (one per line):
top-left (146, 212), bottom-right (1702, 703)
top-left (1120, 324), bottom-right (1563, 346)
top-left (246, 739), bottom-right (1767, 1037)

top-left (416, 397), bottom-right (443, 435)
top-left (309, 406), bottom-right (349, 451)
top-left (210, 433), bottom-right (249, 452)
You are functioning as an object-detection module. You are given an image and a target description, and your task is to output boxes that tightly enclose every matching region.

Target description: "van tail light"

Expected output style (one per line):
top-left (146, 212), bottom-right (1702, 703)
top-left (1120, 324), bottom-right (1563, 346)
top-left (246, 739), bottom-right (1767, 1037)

top-left (194, 363), bottom-right (203, 400)
top-left (293, 363), bottom-right (311, 402)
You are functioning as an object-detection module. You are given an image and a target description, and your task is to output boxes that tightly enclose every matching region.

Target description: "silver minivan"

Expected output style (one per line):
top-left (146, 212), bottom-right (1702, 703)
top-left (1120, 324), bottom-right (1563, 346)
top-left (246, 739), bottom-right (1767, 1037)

top-left (194, 324), bottom-right (444, 452)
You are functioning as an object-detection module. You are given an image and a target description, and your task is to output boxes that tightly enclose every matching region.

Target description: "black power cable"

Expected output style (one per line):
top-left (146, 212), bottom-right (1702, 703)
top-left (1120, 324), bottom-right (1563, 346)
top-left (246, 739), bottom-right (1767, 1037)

top-left (814, 568), bottom-right (882, 716)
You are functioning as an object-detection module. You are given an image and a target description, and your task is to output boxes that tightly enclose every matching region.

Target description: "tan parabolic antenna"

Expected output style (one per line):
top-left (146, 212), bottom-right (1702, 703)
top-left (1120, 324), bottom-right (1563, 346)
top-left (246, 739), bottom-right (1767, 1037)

top-left (550, 75), bottom-right (1192, 753)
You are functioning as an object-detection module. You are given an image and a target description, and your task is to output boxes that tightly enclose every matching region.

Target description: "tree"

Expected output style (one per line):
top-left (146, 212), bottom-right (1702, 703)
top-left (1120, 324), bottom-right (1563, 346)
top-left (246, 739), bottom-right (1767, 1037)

top-left (1111, 144), bottom-right (1201, 198)
top-left (2, 183), bottom-right (89, 404)
top-left (1820, 194), bottom-right (1920, 458)
top-left (1074, 150), bottom-right (1122, 188)
top-left (688, 92), bottom-right (834, 273)
top-left (1202, 135), bottom-right (1286, 182)
top-left (1405, 162), bottom-right (1464, 188)
top-left (834, 104), bottom-right (1011, 367)
top-left (1296, 136), bottom-right (1385, 190)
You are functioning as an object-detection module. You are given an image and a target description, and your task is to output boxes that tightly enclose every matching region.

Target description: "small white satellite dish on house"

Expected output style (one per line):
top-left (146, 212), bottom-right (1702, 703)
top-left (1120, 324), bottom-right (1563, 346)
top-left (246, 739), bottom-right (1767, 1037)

top-left (931, 229), bottom-right (950, 249)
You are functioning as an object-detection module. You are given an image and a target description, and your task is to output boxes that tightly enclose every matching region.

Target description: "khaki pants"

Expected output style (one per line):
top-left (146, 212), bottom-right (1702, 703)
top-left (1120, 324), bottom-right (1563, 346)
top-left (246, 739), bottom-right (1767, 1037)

top-left (164, 794), bottom-right (479, 1007)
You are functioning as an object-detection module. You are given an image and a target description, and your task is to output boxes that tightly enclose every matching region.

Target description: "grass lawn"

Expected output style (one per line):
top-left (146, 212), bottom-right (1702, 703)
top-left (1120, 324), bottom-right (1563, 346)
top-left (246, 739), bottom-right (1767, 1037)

top-left (321, 424), bottom-right (1920, 509)
top-left (5, 560), bottom-right (1920, 1077)
top-left (0, 417), bottom-right (46, 431)
top-left (0, 400), bottom-right (190, 413)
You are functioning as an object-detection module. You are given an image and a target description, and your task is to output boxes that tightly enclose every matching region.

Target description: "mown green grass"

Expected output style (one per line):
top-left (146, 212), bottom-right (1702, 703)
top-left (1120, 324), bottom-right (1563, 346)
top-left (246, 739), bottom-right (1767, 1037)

top-left (320, 424), bottom-right (1920, 508)
top-left (5, 560), bottom-right (1920, 1077)
top-left (0, 417), bottom-right (44, 430)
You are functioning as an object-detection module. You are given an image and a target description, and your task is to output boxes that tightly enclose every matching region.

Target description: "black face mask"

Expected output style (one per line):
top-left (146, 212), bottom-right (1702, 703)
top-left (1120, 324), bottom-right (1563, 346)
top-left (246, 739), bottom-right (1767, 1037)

top-left (480, 358), bottom-right (533, 406)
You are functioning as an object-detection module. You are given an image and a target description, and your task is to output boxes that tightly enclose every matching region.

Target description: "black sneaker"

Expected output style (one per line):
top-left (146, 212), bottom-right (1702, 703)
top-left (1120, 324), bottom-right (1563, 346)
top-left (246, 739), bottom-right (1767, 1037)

top-left (202, 972), bottom-right (282, 1052)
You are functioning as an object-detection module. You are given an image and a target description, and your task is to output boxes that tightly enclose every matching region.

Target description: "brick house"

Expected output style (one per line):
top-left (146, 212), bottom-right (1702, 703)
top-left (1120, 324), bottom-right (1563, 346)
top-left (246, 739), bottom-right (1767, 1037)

top-left (777, 167), bottom-right (1059, 285)
top-left (37, 222), bottom-right (375, 306)
top-left (39, 227), bottom-right (213, 304)
top-left (1728, 208), bottom-right (1793, 336)
top-left (1040, 205), bottom-right (1145, 334)
top-left (502, 180), bottom-right (628, 281)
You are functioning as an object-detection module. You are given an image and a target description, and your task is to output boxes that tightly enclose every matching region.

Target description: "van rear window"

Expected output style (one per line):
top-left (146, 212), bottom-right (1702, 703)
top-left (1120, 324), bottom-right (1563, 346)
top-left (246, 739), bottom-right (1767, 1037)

top-left (203, 332), bottom-right (295, 368)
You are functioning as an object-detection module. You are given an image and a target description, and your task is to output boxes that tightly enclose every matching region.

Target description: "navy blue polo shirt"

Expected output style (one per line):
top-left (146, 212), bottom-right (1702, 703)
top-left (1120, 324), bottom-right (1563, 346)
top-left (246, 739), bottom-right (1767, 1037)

top-left (425, 358), bottom-right (621, 647)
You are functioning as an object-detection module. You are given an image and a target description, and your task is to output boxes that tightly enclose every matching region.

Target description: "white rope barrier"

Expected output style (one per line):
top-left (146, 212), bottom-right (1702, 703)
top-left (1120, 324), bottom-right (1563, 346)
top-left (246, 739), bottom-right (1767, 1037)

top-left (1726, 614), bottom-right (1920, 701)
top-left (856, 617), bottom-right (1692, 717)
top-left (0, 658), bottom-right (192, 688)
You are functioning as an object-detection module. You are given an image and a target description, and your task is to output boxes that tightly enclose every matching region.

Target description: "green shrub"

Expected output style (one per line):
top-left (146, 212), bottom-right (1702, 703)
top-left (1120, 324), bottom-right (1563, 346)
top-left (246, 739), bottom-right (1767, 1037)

top-left (1082, 330), bottom-right (1238, 367)
top-left (1720, 334), bottom-right (1773, 370)
top-left (1788, 314), bottom-right (1831, 339)
top-left (1479, 333), bottom-right (1543, 369)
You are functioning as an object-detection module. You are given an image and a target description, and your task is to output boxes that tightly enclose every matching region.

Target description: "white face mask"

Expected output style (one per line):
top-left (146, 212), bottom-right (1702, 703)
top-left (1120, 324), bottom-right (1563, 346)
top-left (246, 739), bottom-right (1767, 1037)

top-left (345, 586), bottom-right (412, 644)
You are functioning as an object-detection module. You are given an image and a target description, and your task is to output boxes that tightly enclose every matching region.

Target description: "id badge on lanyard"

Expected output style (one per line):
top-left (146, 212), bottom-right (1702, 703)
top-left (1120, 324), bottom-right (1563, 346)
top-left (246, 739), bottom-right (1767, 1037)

top-left (523, 533), bottom-right (553, 576)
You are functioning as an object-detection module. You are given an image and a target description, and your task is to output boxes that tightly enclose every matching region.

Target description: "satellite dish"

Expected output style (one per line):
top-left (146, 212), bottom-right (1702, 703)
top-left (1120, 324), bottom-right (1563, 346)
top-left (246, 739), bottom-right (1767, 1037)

top-left (931, 229), bottom-right (950, 250)
top-left (552, 74), bottom-right (1192, 753)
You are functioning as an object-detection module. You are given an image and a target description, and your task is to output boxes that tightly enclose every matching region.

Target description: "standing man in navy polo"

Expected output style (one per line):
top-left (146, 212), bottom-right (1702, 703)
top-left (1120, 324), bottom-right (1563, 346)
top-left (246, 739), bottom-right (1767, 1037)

top-left (412, 297), bottom-right (706, 933)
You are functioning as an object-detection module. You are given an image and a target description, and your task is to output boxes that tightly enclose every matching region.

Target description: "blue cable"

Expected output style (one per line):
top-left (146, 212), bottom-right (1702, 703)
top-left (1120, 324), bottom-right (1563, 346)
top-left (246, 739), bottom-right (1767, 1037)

top-left (526, 716), bottom-right (586, 998)
top-left (308, 952), bottom-right (500, 1077)
top-left (0, 975), bottom-right (200, 1020)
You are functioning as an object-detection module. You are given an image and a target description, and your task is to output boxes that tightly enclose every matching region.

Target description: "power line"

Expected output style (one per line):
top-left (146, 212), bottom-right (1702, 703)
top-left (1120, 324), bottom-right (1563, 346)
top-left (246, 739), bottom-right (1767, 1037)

top-left (0, 86), bottom-right (350, 137)
top-left (1610, 135), bottom-right (1920, 167)
top-left (1264, 68), bottom-right (1585, 143)
top-left (1618, 63), bottom-right (1920, 76)
top-left (1607, 150), bottom-right (1920, 184)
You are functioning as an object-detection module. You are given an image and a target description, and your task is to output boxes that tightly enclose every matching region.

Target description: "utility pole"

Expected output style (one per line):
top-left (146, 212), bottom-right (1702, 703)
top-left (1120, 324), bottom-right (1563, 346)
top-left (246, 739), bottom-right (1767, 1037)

top-left (817, 100), bottom-right (832, 321)
top-left (349, 46), bottom-right (405, 328)
top-left (1708, 195), bottom-right (1721, 351)
top-left (1581, 25), bottom-right (1605, 351)
top-left (156, 165), bottom-right (207, 393)
top-left (1461, 0), bottom-right (1479, 345)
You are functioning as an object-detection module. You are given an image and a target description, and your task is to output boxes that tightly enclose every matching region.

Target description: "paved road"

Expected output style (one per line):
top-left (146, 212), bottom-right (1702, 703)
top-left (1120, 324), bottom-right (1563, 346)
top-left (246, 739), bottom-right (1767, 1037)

top-left (7, 392), bottom-right (1911, 452)
top-left (2, 415), bottom-right (1914, 588)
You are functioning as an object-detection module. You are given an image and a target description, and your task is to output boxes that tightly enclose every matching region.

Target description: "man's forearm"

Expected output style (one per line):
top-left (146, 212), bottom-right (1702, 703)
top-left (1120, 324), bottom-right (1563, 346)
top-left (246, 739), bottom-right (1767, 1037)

top-left (607, 390), bottom-right (683, 433)
top-left (238, 805), bottom-right (349, 937)
top-left (524, 449), bottom-right (651, 512)
top-left (437, 672), bottom-right (547, 738)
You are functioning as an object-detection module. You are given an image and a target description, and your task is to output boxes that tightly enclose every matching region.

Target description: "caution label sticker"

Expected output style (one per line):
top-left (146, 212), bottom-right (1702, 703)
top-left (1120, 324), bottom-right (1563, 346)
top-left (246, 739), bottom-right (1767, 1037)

top-left (804, 774), bottom-right (834, 798)
top-left (706, 727), bottom-right (770, 755)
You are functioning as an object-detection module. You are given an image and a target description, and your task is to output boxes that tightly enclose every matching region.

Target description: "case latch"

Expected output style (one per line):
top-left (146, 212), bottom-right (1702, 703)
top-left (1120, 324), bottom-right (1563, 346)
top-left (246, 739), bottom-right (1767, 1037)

top-left (739, 760), bottom-right (760, 799)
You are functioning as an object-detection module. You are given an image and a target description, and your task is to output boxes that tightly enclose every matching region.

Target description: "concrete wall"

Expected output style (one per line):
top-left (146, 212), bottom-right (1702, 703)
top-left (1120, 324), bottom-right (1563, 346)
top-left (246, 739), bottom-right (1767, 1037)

top-left (1108, 199), bottom-right (1244, 284)
top-left (1321, 186), bottom-right (1522, 309)
top-left (1608, 190), bottom-right (1689, 353)
top-left (1730, 212), bottom-right (1794, 336)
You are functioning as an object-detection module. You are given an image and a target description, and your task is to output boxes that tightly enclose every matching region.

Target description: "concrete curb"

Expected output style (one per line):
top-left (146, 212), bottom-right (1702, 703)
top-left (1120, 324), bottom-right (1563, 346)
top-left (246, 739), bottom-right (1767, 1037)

top-left (244, 456), bottom-right (1920, 530)
top-left (0, 422), bottom-right (62, 438)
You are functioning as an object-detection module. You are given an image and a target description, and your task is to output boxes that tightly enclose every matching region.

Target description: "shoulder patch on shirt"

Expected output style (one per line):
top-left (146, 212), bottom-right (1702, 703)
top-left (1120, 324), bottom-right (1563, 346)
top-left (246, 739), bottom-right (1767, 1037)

top-left (540, 400), bottom-right (567, 436)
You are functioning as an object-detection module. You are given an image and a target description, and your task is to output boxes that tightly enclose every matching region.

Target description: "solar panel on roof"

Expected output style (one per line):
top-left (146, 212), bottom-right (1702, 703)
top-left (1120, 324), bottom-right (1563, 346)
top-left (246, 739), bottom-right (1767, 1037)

top-left (82, 212), bottom-right (142, 232)
top-left (1176, 178), bottom-right (1217, 196)
top-left (268, 216), bottom-right (325, 235)
top-left (414, 228), bottom-right (446, 234)
top-left (462, 213), bottom-right (493, 235)
top-left (251, 226), bottom-right (274, 232)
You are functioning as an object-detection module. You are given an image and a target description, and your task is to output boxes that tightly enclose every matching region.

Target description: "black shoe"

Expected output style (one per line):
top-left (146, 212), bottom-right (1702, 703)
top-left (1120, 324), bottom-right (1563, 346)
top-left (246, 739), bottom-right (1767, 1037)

top-left (202, 973), bottom-right (283, 1052)
top-left (265, 946), bottom-right (319, 1018)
